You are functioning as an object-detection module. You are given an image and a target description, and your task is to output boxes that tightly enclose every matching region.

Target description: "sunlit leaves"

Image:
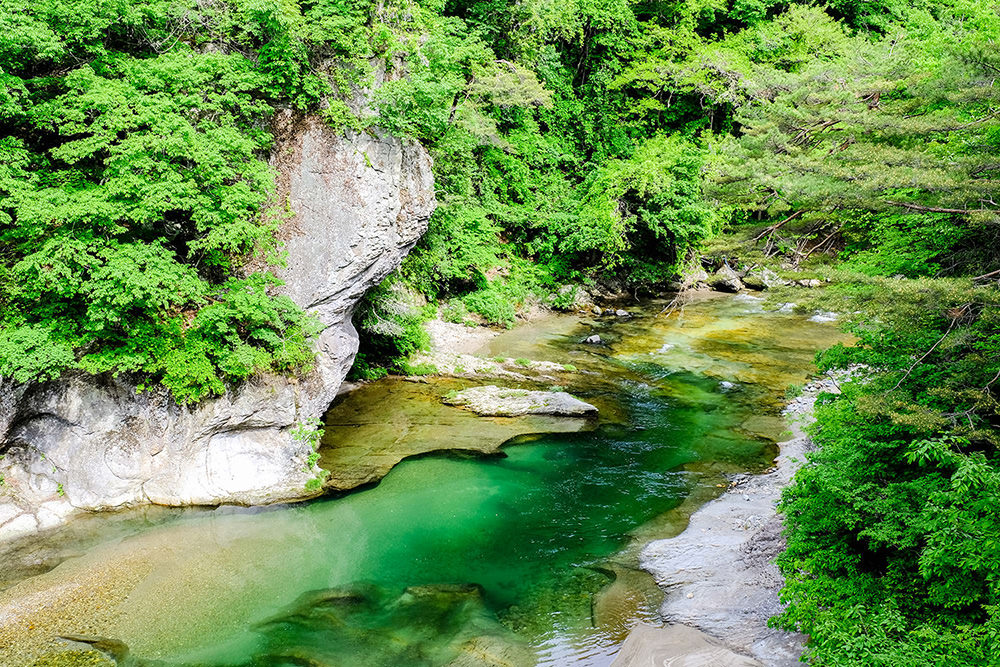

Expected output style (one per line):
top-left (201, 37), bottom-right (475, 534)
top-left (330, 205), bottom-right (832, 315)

top-left (0, 0), bottom-right (320, 401)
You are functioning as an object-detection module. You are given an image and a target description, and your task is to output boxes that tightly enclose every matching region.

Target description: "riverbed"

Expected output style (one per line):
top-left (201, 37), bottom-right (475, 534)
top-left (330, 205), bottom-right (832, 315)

top-left (0, 293), bottom-right (842, 666)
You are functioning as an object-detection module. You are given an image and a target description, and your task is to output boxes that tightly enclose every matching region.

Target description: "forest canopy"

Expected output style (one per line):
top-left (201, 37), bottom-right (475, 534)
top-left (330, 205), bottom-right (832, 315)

top-left (3, 0), bottom-right (997, 398)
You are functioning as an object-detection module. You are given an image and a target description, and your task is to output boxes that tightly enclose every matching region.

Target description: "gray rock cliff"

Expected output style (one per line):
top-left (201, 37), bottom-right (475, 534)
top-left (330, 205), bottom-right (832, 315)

top-left (0, 114), bottom-right (435, 540)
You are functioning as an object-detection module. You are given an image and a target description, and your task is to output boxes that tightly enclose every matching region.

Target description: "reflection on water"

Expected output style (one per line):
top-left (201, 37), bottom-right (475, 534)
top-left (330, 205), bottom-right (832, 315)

top-left (0, 294), bottom-right (843, 667)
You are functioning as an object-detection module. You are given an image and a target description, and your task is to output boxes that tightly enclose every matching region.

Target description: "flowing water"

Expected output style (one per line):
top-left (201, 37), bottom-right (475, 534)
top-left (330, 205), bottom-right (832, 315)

top-left (0, 293), bottom-right (843, 667)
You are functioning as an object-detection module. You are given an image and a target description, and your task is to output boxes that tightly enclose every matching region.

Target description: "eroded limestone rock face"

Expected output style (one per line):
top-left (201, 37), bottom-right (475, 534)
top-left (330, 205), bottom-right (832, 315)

top-left (0, 116), bottom-right (435, 539)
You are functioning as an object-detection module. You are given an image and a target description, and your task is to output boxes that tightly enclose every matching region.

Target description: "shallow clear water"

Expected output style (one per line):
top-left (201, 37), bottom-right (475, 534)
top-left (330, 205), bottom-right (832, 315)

top-left (0, 294), bottom-right (843, 667)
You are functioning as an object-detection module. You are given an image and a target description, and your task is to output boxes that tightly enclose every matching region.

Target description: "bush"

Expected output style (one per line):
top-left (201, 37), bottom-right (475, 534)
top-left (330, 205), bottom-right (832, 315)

top-left (440, 300), bottom-right (469, 324)
top-left (463, 289), bottom-right (516, 328)
top-left (349, 278), bottom-right (430, 379)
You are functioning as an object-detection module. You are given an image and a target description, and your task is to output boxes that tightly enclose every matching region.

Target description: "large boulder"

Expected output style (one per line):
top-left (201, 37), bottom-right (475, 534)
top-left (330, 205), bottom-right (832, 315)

top-left (680, 265), bottom-right (710, 290)
top-left (443, 386), bottom-right (598, 417)
top-left (0, 115), bottom-right (435, 537)
top-left (742, 267), bottom-right (786, 291)
top-left (709, 265), bottom-right (745, 293)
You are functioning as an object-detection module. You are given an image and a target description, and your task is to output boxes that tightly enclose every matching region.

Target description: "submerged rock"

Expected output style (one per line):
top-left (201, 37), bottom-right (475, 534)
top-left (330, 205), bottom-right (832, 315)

top-left (0, 115), bottom-right (436, 534)
top-left (45, 582), bottom-right (533, 667)
top-left (709, 265), bottom-right (744, 293)
top-left (584, 334), bottom-right (603, 344)
top-left (612, 623), bottom-right (762, 667)
top-left (443, 386), bottom-right (598, 417)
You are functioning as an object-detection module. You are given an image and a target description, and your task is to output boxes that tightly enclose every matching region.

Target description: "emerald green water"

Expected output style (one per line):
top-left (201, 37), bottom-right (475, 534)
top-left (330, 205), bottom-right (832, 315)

top-left (165, 377), bottom-right (739, 665)
top-left (0, 294), bottom-right (843, 666)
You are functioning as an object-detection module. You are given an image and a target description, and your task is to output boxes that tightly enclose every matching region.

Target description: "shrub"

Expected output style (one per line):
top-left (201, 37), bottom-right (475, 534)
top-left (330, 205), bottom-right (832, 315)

top-left (463, 290), bottom-right (516, 328)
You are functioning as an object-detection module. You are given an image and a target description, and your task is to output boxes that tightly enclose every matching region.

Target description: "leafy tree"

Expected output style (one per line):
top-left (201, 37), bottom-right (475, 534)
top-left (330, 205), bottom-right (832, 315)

top-left (0, 0), bottom-right (336, 401)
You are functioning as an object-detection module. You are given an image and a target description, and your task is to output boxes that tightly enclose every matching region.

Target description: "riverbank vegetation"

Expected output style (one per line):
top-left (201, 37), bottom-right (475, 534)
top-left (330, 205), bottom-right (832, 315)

top-left (3, 0), bottom-right (1000, 662)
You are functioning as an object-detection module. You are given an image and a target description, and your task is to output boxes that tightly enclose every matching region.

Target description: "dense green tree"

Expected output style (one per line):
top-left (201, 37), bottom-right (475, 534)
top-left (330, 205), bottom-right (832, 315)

top-left (0, 0), bottom-right (339, 401)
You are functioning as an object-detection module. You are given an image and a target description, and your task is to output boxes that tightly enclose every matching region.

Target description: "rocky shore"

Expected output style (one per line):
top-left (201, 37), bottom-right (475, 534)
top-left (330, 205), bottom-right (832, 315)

top-left (613, 374), bottom-right (843, 666)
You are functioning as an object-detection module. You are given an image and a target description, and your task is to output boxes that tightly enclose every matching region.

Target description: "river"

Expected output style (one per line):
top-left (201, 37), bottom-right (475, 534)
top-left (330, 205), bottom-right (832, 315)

top-left (0, 293), bottom-right (842, 666)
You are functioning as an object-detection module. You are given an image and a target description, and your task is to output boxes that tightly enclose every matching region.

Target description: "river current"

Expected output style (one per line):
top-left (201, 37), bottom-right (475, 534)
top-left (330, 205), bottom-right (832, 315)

top-left (0, 293), bottom-right (842, 666)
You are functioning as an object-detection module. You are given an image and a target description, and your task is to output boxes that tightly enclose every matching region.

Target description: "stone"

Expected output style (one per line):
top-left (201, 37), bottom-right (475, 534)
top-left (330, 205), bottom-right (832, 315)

top-left (680, 264), bottom-right (710, 290)
top-left (554, 284), bottom-right (595, 311)
top-left (35, 500), bottom-right (75, 530)
top-left (0, 115), bottom-right (436, 531)
top-left (584, 334), bottom-right (603, 345)
top-left (795, 278), bottom-right (822, 288)
top-left (0, 513), bottom-right (38, 541)
top-left (0, 504), bottom-right (18, 525)
top-left (321, 378), bottom-right (589, 491)
top-left (709, 265), bottom-right (745, 293)
top-left (742, 267), bottom-right (785, 291)
top-left (615, 309), bottom-right (630, 317)
top-left (611, 623), bottom-right (763, 667)
top-left (592, 306), bottom-right (603, 316)
top-left (443, 386), bottom-right (598, 417)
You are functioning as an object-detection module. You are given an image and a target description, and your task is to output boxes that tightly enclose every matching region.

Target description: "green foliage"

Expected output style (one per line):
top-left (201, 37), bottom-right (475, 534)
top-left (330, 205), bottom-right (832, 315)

top-left (0, 0), bottom-right (372, 401)
top-left (349, 277), bottom-right (430, 378)
top-left (400, 360), bottom-right (438, 376)
top-left (440, 300), bottom-right (469, 324)
top-left (706, 2), bottom-right (1000, 225)
top-left (462, 289), bottom-right (516, 327)
top-left (838, 213), bottom-right (974, 278)
top-left (776, 278), bottom-right (1000, 665)
top-left (291, 417), bottom-right (324, 451)
top-left (576, 134), bottom-right (718, 278)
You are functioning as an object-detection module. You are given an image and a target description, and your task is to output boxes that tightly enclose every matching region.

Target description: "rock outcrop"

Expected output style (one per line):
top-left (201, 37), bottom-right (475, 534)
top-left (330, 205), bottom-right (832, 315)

top-left (0, 115), bottom-right (435, 540)
top-left (443, 386), bottom-right (598, 417)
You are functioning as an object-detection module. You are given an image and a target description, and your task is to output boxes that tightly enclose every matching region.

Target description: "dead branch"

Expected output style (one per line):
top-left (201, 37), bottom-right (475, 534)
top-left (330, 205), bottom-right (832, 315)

top-left (886, 201), bottom-right (994, 215)
top-left (795, 226), bottom-right (843, 266)
top-left (750, 211), bottom-right (802, 243)
top-left (972, 268), bottom-right (1000, 281)
top-left (892, 305), bottom-right (969, 390)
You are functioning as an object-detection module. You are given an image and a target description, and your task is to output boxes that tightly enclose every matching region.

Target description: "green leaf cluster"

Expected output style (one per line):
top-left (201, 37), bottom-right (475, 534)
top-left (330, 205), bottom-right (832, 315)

top-left (0, 0), bottom-right (358, 401)
top-left (775, 277), bottom-right (1000, 664)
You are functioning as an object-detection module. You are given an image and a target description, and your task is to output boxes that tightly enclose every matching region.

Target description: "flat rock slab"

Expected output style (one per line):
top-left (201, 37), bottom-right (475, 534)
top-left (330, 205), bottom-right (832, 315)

top-left (612, 623), bottom-right (762, 667)
top-left (443, 386), bottom-right (598, 417)
top-left (319, 379), bottom-right (592, 491)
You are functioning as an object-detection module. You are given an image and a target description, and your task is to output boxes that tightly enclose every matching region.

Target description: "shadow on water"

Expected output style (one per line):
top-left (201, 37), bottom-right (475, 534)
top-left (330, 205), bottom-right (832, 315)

top-left (5, 293), bottom-right (846, 667)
